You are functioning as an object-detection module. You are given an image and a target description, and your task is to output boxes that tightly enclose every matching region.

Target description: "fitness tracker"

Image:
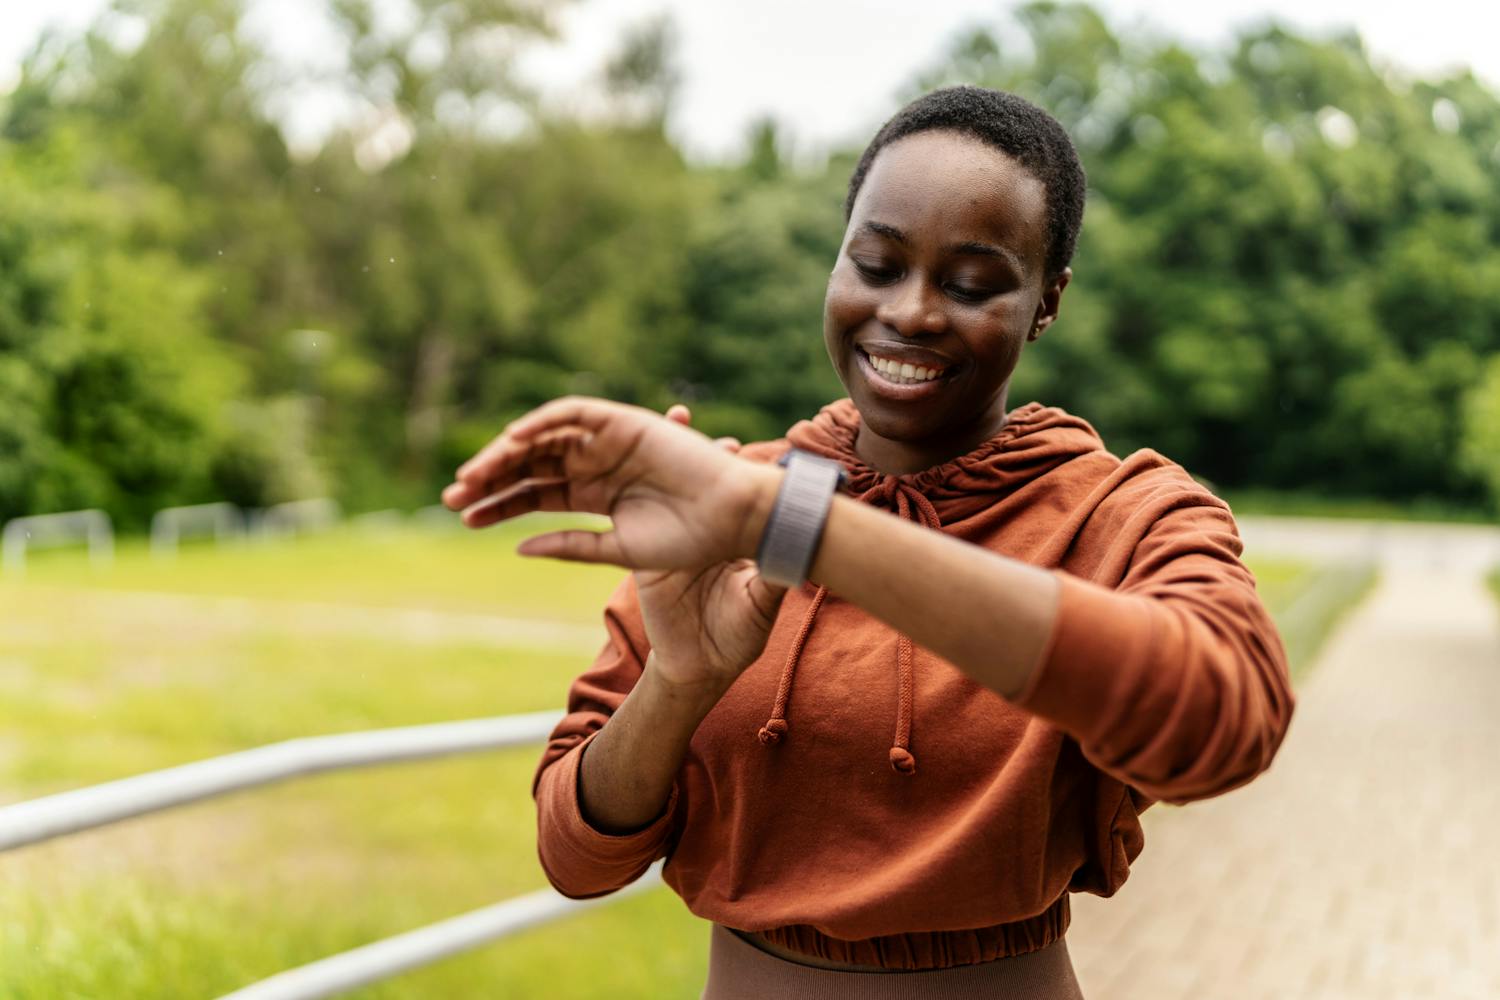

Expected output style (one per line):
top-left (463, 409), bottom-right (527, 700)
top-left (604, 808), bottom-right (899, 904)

top-left (754, 449), bottom-right (848, 588)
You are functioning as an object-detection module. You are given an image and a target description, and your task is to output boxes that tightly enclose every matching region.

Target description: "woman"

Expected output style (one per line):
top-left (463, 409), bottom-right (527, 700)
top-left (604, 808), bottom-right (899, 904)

top-left (443, 86), bottom-right (1293, 998)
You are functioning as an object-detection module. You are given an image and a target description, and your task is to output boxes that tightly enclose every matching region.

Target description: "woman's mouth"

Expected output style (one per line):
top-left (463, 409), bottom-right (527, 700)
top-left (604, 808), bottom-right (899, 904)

top-left (855, 346), bottom-right (959, 400)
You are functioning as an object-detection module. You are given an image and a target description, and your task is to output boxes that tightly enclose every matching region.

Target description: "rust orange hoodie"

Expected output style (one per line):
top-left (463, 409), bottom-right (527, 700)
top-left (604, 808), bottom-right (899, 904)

top-left (531, 398), bottom-right (1294, 970)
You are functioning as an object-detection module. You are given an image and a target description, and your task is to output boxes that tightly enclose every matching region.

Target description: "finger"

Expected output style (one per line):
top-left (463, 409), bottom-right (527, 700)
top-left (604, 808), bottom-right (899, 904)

top-left (459, 476), bottom-right (598, 528)
top-left (664, 404), bottom-right (735, 452)
top-left (516, 529), bottom-right (628, 567)
top-left (445, 450), bottom-right (564, 510)
top-left (495, 396), bottom-right (632, 452)
top-left (457, 426), bottom-right (586, 486)
top-left (446, 460), bottom-right (544, 512)
top-left (442, 481), bottom-right (473, 510)
top-left (455, 398), bottom-right (616, 481)
top-left (449, 427), bottom-right (589, 506)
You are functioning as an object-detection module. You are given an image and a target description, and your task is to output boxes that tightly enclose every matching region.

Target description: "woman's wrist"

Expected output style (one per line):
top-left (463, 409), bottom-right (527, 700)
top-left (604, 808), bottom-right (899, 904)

top-left (733, 463), bottom-right (786, 561)
top-left (642, 651), bottom-right (734, 715)
top-left (579, 652), bottom-right (724, 834)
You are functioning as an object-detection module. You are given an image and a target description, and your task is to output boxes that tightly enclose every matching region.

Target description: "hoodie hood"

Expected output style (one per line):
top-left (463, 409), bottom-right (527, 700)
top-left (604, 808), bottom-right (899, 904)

top-left (755, 397), bottom-right (1107, 776)
top-left (785, 397), bottom-right (1108, 525)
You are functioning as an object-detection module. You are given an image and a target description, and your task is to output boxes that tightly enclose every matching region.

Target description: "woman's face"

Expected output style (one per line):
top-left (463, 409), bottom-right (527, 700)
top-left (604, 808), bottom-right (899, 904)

top-left (823, 129), bottom-right (1070, 469)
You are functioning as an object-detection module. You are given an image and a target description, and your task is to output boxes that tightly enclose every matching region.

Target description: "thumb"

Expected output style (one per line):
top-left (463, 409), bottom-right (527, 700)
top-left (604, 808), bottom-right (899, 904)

top-left (517, 529), bottom-right (628, 567)
top-left (743, 563), bottom-right (791, 618)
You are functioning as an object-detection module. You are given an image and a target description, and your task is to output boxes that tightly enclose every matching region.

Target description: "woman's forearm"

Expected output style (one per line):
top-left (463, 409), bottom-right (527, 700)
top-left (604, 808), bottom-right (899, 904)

top-left (731, 465), bottom-right (1295, 804)
top-left (577, 651), bottom-right (726, 833)
top-left (813, 493), bottom-right (1060, 698)
top-left (737, 467), bottom-right (1060, 700)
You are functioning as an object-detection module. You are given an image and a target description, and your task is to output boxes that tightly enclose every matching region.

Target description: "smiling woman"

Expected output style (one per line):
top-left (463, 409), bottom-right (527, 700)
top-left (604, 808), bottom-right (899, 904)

top-left (444, 86), bottom-right (1294, 1000)
top-left (826, 117), bottom-right (1075, 474)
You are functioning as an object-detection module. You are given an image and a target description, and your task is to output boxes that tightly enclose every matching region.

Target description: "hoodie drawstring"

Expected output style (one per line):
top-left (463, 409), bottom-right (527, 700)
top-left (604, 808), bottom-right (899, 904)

top-left (757, 584), bottom-right (827, 746)
top-left (756, 476), bottom-right (941, 776)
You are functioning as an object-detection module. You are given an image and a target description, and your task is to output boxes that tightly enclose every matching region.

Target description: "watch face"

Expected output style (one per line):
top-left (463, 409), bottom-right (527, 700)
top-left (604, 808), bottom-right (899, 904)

top-left (781, 448), bottom-right (848, 488)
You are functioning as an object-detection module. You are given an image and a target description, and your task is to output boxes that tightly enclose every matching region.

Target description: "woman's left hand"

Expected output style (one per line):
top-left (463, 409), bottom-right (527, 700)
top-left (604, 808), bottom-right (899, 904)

top-left (441, 396), bottom-right (774, 570)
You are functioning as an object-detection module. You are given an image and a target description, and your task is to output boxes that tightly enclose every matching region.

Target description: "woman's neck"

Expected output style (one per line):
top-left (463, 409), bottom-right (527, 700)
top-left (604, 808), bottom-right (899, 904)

top-left (853, 407), bottom-right (1011, 476)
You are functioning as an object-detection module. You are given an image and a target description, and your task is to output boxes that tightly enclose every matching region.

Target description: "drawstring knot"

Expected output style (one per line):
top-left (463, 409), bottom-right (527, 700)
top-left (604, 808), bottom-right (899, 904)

top-left (757, 719), bottom-right (788, 744)
top-left (756, 470), bottom-right (941, 778)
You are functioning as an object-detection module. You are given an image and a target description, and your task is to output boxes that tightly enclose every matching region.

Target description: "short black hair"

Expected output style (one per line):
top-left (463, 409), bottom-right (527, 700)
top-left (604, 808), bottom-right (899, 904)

top-left (845, 86), bottom-right (1086, 279)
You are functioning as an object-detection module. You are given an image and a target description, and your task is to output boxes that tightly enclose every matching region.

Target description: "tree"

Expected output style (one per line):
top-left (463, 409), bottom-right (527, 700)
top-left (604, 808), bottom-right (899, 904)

top-left (0, 134), bottom-right (246, 526)
top-left (6, 0), bottom-right (1499, 521)
top-left (913, 3), bottom-right (1500, 505)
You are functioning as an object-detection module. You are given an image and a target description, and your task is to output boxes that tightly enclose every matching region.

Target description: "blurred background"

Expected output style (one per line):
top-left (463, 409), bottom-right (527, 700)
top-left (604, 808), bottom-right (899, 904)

top-left (0, 1), bottom-right (1496, 997)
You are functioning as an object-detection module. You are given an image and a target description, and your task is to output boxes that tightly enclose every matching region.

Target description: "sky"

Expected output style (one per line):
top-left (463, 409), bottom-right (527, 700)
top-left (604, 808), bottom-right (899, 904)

top-left (2, 0), bottom-right (1497, 161)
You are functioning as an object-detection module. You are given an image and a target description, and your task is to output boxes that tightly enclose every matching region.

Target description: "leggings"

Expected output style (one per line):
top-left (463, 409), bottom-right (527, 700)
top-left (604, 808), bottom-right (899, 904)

top-left (700, 924), bottom-right (1086, 1000)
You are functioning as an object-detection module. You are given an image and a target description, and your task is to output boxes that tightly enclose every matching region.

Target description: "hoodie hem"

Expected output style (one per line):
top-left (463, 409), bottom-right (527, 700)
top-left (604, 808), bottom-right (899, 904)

top-left (748, 893), bottom-right (1070, 971)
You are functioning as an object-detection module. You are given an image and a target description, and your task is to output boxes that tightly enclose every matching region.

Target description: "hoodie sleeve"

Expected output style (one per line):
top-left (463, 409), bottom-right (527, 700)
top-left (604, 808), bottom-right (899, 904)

top-left (531, 573), bottom-right (680, 898)
top-left (1011, 468), bottom-right (1295, 805)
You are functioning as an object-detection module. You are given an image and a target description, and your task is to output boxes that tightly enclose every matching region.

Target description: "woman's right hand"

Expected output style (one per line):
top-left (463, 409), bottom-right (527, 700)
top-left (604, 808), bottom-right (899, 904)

top-left (634, 405), bottom-right (789, 694)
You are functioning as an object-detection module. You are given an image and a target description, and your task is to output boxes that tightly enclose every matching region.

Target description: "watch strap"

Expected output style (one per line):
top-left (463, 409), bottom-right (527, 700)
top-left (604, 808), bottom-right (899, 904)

top-left (755, 449), bottom-right (846, 589)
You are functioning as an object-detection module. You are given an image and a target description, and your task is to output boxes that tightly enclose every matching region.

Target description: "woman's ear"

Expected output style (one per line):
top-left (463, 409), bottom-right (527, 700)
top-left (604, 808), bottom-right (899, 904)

top-left (1029, 267), bottom-right (1072, 341)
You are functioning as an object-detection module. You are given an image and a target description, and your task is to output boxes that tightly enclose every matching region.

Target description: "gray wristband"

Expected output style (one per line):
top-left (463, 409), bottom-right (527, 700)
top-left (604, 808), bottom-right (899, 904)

top-left (754, 449), bottom-right (847, 588)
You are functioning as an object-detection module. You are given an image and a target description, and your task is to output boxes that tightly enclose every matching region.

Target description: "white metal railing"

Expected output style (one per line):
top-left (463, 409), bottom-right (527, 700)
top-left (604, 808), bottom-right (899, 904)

top-left (0, 710), bottom-right (668, 999)
top-left (1, 508), bottom-right (114, 575)
top-left (151, 502), bottom-right (247, 558)
top-left (218, 862), bottom-right (664, 1000)
top-left (4, 500), bottom-right (528, 574)
top-left (254, 498), bottom-right (342, 540)
top-left (0, 712), bottom-right (563, 851)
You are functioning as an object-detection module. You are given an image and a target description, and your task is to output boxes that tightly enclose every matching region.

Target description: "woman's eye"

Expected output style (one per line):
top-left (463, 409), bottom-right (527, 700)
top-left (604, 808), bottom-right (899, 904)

top-left (946, 284), bottom-right (992, 303)
top-left (852, 259), bottom-right (900, 283)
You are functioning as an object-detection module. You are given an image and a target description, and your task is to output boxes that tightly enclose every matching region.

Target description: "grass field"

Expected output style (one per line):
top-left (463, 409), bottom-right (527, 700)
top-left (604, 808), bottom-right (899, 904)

top-left (0, 516), bottom-right (1366, 998)
top-left (1219, 488), bottom-right (1495, 525)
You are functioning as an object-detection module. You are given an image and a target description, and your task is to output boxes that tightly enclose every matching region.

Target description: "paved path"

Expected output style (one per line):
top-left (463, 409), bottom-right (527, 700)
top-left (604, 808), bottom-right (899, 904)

top-left (1066, 521), bottom-right (1500, 999)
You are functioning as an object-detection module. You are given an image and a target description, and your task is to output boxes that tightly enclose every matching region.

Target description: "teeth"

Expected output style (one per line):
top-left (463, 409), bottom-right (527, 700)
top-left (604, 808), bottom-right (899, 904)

top-left (866, 351), bottom-right (945, 384)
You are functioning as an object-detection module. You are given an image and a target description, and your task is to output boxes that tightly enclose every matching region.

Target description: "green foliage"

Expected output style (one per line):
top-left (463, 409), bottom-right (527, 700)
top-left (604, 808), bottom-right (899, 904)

top-left (3, 0), bottom-right (1500, 521)
top-left (0, 138), bottom-right (244, 527)
top-left (909, 8), bottom-right (1500, 507)
top-left (661, 168), bottom-right (848, 441)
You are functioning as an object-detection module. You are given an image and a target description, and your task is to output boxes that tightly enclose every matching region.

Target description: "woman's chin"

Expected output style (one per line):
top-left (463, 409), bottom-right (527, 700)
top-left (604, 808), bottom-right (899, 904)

top-left (852, 401), bottom-right (948, 444)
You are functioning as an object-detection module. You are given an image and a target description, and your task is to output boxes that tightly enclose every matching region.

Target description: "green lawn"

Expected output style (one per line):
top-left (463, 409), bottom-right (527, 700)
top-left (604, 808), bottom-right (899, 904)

top-left (8, 512), bottom-right (623, 621)
top-left (0, 518), bottom-right (1366, 998)
top-left (1219, 488), bottom-right (1495, 525)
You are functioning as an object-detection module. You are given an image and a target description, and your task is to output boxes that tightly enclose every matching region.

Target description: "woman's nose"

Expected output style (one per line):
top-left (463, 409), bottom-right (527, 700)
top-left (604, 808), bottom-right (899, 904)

top-left (874, 277), bottom-right (948, 336)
